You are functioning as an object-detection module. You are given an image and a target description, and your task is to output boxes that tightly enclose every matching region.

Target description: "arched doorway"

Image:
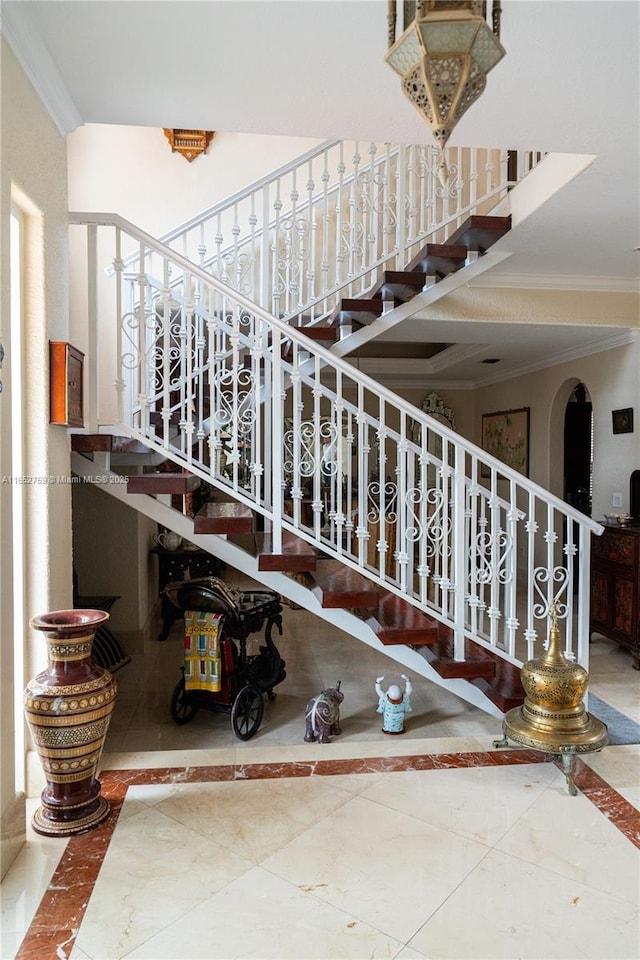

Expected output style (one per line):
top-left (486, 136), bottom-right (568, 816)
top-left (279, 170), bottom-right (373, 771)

top-left (563, 382), bottom-right (593, 517)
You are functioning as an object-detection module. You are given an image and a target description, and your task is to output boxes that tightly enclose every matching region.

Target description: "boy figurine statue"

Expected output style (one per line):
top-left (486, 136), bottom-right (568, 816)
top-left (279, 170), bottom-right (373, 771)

top-left (375, 675), bottom-right (412, 734)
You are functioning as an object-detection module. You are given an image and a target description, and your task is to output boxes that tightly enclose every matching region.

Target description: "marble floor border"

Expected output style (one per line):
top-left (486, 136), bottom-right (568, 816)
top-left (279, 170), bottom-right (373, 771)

top-left (14, 749), bottom-right (640, 960)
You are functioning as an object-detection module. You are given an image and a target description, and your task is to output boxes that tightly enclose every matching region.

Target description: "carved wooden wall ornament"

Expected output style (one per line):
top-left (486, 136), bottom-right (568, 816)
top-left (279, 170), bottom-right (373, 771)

top-left (163, 129), bottom-right (215, 162)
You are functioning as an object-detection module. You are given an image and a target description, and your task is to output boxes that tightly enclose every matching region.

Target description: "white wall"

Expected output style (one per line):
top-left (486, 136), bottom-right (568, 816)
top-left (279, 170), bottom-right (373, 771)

top-left (67, 124), bottom-right (322, 238)
top-left (1, 38), bottom-right (71, 875)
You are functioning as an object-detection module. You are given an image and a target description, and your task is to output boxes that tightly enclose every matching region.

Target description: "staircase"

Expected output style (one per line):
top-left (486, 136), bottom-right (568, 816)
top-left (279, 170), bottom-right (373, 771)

top-left (68, 139), bottom-right (602, 719)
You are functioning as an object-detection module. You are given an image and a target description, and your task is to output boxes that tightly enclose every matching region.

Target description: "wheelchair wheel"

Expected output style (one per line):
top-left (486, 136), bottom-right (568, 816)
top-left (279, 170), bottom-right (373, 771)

top-left (231, 684), bottom-right (264, 740)
top-left (170, 676), bottom-right (199, 725)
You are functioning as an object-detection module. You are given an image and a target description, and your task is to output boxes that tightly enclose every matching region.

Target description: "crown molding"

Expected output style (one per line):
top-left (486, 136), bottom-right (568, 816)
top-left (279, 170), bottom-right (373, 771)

top-left (1, 3), bottom-right (82, 135)
top-left (469, 273), bottom-right (640, 294)
top-left (472, 329), bottom-right (638, 388)
top-left (345, 330), bottom-right (638, 393)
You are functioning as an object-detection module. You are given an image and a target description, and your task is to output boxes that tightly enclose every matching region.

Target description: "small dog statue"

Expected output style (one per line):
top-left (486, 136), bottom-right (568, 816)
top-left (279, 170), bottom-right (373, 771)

top-left (304, 682), bottom-right (344, 743)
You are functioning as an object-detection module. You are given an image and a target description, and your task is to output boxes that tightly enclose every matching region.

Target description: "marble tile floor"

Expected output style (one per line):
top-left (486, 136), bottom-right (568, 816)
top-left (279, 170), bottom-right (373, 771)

top-left (3, 591), bottom-right (640, 960)
top-left (3, 745), bottom-right (639, 960)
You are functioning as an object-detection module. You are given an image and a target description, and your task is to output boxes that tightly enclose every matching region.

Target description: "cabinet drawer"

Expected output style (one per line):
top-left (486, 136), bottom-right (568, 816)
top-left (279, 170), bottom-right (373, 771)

top-left (593, 529), bottom-right (637, 567)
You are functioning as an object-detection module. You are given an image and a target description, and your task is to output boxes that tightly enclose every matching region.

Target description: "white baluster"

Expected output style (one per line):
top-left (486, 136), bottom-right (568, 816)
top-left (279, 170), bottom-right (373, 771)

top-left (395, 146), bottom-right (406, 268)
top-left (453, 443), bottom-right (467, 660)
top-left (306, 160), bottom-right (316, 320)
top-left (525, 492), bottom-right (538, 658)
top-left (85, 224), bottom-right (99, 432)
top-left (112, 227), bottom-right (125, 426)
top-left (563, 515), bottom-right (577, 658)
top-left (577, 524), bottom-right (591, 670)
top-left (271, 326), bottom-right (283, 554)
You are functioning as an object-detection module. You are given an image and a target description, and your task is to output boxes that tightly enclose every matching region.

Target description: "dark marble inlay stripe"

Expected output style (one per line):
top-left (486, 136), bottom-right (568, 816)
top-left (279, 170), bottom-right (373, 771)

top-left (15, 792), bottom-right (126, 960)
top-left (15, 749), bottom-right (638, 959)
top-left (572, 758), bottom-right (640, 849)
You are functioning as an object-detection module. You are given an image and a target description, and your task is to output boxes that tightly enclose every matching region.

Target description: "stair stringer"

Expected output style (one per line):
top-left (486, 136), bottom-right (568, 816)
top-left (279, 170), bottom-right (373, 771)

top-left (71, 453), bottom-right (503, 720)
top-left (329, 248), bottom-right (513, 360)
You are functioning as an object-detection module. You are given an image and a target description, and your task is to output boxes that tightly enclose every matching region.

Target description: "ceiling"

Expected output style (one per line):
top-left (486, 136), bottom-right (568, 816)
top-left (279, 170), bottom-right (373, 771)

top-left (3, 0), bottom-right (639, 387)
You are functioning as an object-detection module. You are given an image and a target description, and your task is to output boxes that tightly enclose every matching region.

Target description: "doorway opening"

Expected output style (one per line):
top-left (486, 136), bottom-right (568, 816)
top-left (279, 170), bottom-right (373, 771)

top-left (563, 382), bottom-right (593, 517)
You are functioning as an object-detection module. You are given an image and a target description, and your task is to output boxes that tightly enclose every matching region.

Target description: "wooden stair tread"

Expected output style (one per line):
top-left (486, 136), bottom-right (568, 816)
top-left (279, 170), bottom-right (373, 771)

top-left (127, 472), bottom-right (200, 495)
top-left (71, 434), bottom-right (151, 455)
top-left (406, 242), bottom-right (467, 276)
top-left (470, 676), bottom-right (525, 712)
top-left (366, 591), bottom-right (439, 646)
top-left (296, 326), bottom-right (338, 342)
top-left (370, 271), bottom-right (426, 302)
top-left (469, 649), bottom-right (525, 712)
top-left (310, 559), bottom-right (379, 609)
top-left (257, 532), bottom-right (320, 572)
top-left (194, 501), bottom-right (254, 534)
top-left (446, 215), bottom-right (511, 254)
top-left (330, 299), bottom-right (384, 327)
top-left (419, 630), bottom-right (525, 709)
top-left (419, 629), bottom-right (496, 680)
top-left (421, 644), bottom-right (496, 680)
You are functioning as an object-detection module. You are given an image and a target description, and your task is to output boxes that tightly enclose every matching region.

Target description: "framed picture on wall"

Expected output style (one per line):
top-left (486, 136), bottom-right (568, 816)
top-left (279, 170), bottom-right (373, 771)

top-left (481, 407), bottom-right (530, 478)
top-left (612, 407), bottom-right (634, 434)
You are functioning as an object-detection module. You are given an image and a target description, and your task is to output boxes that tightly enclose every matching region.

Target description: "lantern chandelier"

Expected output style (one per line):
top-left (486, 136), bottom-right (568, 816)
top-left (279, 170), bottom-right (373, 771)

top-left (385, 1), bottom-right (506, 183)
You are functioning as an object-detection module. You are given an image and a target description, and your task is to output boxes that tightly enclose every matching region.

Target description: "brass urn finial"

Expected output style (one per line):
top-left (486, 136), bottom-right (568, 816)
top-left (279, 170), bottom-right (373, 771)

top-left (496, 601), bottom-right (607, 793)
top-left (543, 600), bottom-right (565, 665)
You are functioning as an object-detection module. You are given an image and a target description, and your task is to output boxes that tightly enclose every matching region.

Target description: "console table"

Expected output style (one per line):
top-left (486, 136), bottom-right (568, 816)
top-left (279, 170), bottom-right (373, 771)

top-left (591, 523), bottom-right (640, 668)
top-left (151, 546), bottom-right (224, 640)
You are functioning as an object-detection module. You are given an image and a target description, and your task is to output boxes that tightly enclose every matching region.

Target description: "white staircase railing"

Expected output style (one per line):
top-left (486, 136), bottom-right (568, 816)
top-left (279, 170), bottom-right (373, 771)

top-left (70, 208), bottom-right (602, 677)
top-left (121, 140), bottom-right (539, 327)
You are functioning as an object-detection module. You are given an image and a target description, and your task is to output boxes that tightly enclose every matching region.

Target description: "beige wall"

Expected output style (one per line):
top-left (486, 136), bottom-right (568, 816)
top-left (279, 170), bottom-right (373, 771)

top-left (473, 341), bottom-right (640, 519)
top-left (1, 39), bottom-right (71, 875)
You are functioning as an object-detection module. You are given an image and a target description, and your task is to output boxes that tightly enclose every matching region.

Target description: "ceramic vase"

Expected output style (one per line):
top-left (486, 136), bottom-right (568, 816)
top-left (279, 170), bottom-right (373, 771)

top-left (24, 609), bottom-right (117, 836)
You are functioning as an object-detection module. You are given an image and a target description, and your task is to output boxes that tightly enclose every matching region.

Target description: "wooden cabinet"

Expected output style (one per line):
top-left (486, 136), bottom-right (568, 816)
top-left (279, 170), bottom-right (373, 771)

top-left (151, 546), bottom-right (224, 640)
top-left (49, 341), bottom-right (84, 427)
top-left (591, 524), bottom-right (640, 668)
